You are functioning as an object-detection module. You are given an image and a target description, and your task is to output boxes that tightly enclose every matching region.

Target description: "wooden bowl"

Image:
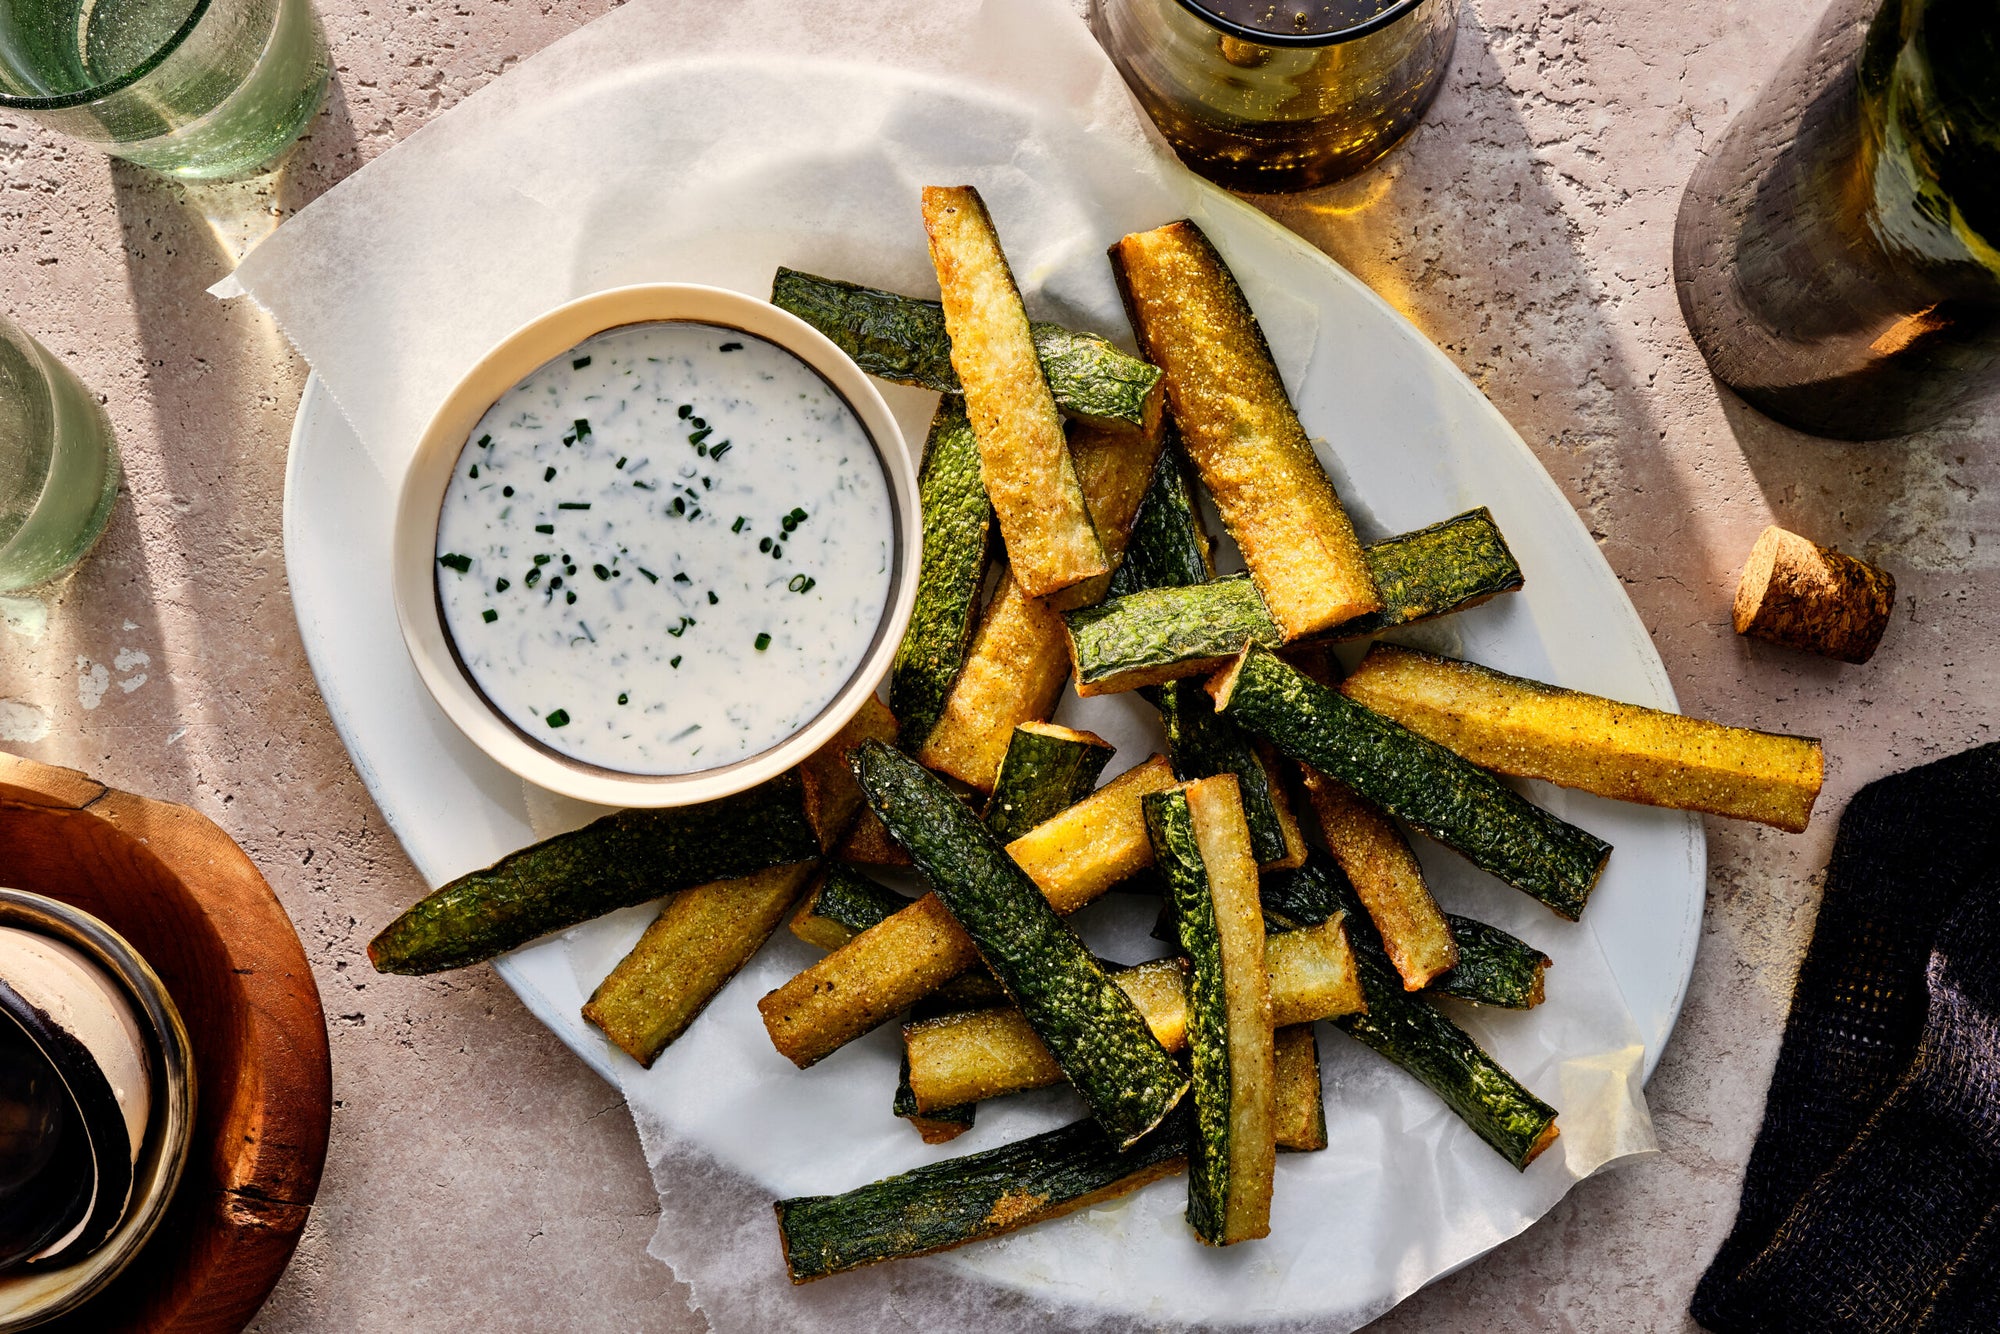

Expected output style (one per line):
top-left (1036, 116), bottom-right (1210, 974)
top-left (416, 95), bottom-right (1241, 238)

top-left (0, 753), bottom-right (331, 1333)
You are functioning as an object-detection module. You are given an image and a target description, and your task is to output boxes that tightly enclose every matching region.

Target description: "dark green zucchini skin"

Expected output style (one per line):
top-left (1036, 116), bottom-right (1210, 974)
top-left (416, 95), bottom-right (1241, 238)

top-left (368, 774), bottom-right (821, 974)
top-left (1258, 857), bottom-right (1350, 930)
top-left (1335, 507), bottom-right (1523, 639)
top-left (1154, 681), bottom-right (1292, 866)
top-left (1067, 510), bottom-right (1525, 692)
top-left (1294, 852), bottom-right (1557, 1164)
top-left (1433, 914), bottom-right (1551, 1010)
top-left (853, 742), bottom-right (1188, 1146)
top-left (1216, 646), bottom-right (1610, 919)
top-left (770, 268), bottom-right (1162, 430)
top-left (1105, 445), bottom-right (1296, 867)
top-left (1305, 854), bottom-right (1558, 1169)
top-left (801, 864), bottom-right (913, 945)
top-left (889, 397), bottom-right (994, 749)
top-left (1069, 574), bottom-right (1279, 687)
top-left (775, 1107), bottom-right (1189, 1281)
top-left (1339, 945), bottom-right (1558, 1170)
top-left (1107, 440), bottom-right (1212, 599)
top-left (983, 726), bottom-right (1115, 843)
top-left (1263, 858), bottom-right (1550, 1009)
top-left (1142, 788), bottom-right (1235, 1244)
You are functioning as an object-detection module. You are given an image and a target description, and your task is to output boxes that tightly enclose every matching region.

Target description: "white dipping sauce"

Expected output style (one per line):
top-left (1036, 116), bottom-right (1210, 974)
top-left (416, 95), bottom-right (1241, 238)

top-left (435, 322), bottom-right (893, 775)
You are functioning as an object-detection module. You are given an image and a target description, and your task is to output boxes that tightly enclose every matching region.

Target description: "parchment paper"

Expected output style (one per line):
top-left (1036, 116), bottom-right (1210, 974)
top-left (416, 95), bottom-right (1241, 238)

top-left (224, 0), bottom-right (1658, 1326)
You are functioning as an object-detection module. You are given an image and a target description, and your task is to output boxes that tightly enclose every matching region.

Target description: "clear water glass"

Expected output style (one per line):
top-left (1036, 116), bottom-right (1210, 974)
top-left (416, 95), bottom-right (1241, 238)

top-left (0, 0), bottom-right (328, 179)
top-left (0, 314), bottom-right (121, 593)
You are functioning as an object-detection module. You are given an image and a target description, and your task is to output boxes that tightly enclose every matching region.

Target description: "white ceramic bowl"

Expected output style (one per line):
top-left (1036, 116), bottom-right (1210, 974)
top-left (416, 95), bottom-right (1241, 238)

top-left (392, 284), bottom-right (919, 808)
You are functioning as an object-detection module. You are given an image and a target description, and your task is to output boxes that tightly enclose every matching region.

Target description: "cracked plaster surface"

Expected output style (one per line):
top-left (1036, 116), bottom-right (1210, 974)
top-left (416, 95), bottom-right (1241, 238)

top-left (0, 1), bottom-right (1992, 1330)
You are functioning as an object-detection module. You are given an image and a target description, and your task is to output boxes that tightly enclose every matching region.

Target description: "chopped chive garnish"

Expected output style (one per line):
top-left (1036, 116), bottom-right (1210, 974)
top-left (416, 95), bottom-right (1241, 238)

top-left (578, 621), bottom-right (593, 642)
top-left (477, 434), bottom-right (492, 448)
top-left (574, 418), bottom-right (591, 438)
top-left (719, 341), bottom-right (743, 352)
top-left (483, 609), bottom-right (498, 622)
top-left (593, 564), bottom-right (612, 580)
top-left (732, 516), bottom-right (746, 533)
top-left (688, 508), bottom-right (701, 520)
top-left (533, 554), bottom-right (552, 565)
top-left (707, 590), bottom-right (718, 604)
top-left (564, 563), bottom-right (576, 575)
top-left (696, 443), bottom-right (708, 458)
top-left (672, 497), bottom-right (686, 515)
top-left (544, 466), bottom-right (557, 481)
top-left (633, 480), bottom-right (656, 490)
top-left (666, 617), bottom-right (693, 637)
top-left (754, 632), bottom-right (772, 651)
top-left (566, 591), bottom-right (577, 605)
top-left (670, 655), bottom-right (682, 668)
top-left (788, 575), bottom-right (816, 594)
top-left (469, 464), bottom-right (480, 479)
top-left (549, 575), bottom-right (564, 590)
top-left (672, 724), bottom-right (702, 741)
top-left (709, 442), bottom-right (732, 460)
top-left (691, 417), bottom-right (707, 429)
top-left (535, 523), bottom-right (555, 534)
top-left (758, 537), bottom-right (772, 553)
top-left (496, 578), bottom-right (510, 592)
top-left (503, 485), bottom-right (515, 497)
top-left (558, 501), bottom-right (591, 510)
top-left (673, 572), bottom-right (692, 584)
top-left (572, 355), bottom-right (592, 369)
top-left (638, 567), bottom-right (658, 583)
top-left (688, 427), bottom-right (713, 446)
top-left (437, 553), bottom-right (472, 573)
top-left (771, 544), bottom-right (783, 560)
top-left (618, 692), bottom-right (629, 705)
top-left (616, 456), bottom-right (628, 469)
top-left (563, 434), bottom-right (574, 446)
top-left (545, 708), bottom-right (570, 728)
top-left (677, 404), bottom-right (692, 419)
top-left (525, 568), bottom-right (542, 587)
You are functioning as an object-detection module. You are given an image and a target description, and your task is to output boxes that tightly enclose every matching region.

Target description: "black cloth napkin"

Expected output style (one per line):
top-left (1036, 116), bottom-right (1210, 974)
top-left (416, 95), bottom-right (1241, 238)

top-left (1692, 740), bottom-right (2000, 1333)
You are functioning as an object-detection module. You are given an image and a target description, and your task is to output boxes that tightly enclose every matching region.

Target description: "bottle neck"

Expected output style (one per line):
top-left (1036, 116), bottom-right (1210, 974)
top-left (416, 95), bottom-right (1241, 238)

top-left (1858, 0), bottom-right (2000, 279)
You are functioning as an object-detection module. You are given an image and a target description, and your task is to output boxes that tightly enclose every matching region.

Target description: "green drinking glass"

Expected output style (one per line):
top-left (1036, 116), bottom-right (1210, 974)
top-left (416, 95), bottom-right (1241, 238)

top-left (0, 314), bottom-right (121, 594)
top-left (0, 0), bottom-right (328, 180)
top-left (1092, 0), bottom-right (1461, 193)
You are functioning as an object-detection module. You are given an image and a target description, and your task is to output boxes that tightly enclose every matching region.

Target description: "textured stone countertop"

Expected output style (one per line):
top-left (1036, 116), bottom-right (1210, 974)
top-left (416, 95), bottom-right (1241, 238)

top-left (1, 1), bottom-right (1993, 1329)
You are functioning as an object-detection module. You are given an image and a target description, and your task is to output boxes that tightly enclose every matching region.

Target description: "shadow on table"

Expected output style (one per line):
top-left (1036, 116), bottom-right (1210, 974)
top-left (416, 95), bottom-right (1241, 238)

top-left (1718, 374), bottom-right (1999, 572)
top-left (1251, 32), bottom-right (1705, 623)
top-left (69, 74), bottom-right (366, 822)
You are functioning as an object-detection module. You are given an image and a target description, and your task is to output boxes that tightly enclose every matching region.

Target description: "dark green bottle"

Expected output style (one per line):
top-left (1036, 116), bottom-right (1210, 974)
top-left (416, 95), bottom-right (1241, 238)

top-left (1673, 0), bottom-right (2000, 440)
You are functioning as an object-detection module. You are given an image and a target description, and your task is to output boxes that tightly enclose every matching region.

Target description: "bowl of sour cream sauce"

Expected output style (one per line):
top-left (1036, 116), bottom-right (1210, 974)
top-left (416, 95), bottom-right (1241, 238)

top-left (393, 284), bottom-right (920, 807)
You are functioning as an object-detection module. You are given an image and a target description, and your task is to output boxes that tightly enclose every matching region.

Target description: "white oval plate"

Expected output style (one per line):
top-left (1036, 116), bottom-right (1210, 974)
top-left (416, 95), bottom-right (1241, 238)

top-left (282, 62), bottom-right (1702, 1329)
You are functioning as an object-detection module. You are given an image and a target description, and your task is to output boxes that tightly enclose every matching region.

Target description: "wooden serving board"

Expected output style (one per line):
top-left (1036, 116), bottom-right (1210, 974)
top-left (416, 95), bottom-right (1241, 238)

top-left (0, 752), bottom-right (332, 1334)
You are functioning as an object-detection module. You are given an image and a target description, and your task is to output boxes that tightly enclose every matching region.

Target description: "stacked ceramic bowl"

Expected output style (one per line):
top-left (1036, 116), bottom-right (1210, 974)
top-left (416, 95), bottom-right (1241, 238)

top-left (0, 888), bottom-right (194, 1330)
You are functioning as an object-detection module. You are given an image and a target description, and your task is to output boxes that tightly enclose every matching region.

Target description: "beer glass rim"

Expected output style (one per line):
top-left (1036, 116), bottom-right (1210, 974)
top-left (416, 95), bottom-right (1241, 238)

top-left (1174, 0), bottom-right (1432, 48)
top-left (0, 0), bottom-right (215, 111)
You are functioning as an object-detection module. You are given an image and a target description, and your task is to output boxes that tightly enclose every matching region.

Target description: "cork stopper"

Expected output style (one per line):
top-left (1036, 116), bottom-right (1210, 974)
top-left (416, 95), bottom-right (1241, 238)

top-left (1732, 526), bottom-right (1896, 664)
